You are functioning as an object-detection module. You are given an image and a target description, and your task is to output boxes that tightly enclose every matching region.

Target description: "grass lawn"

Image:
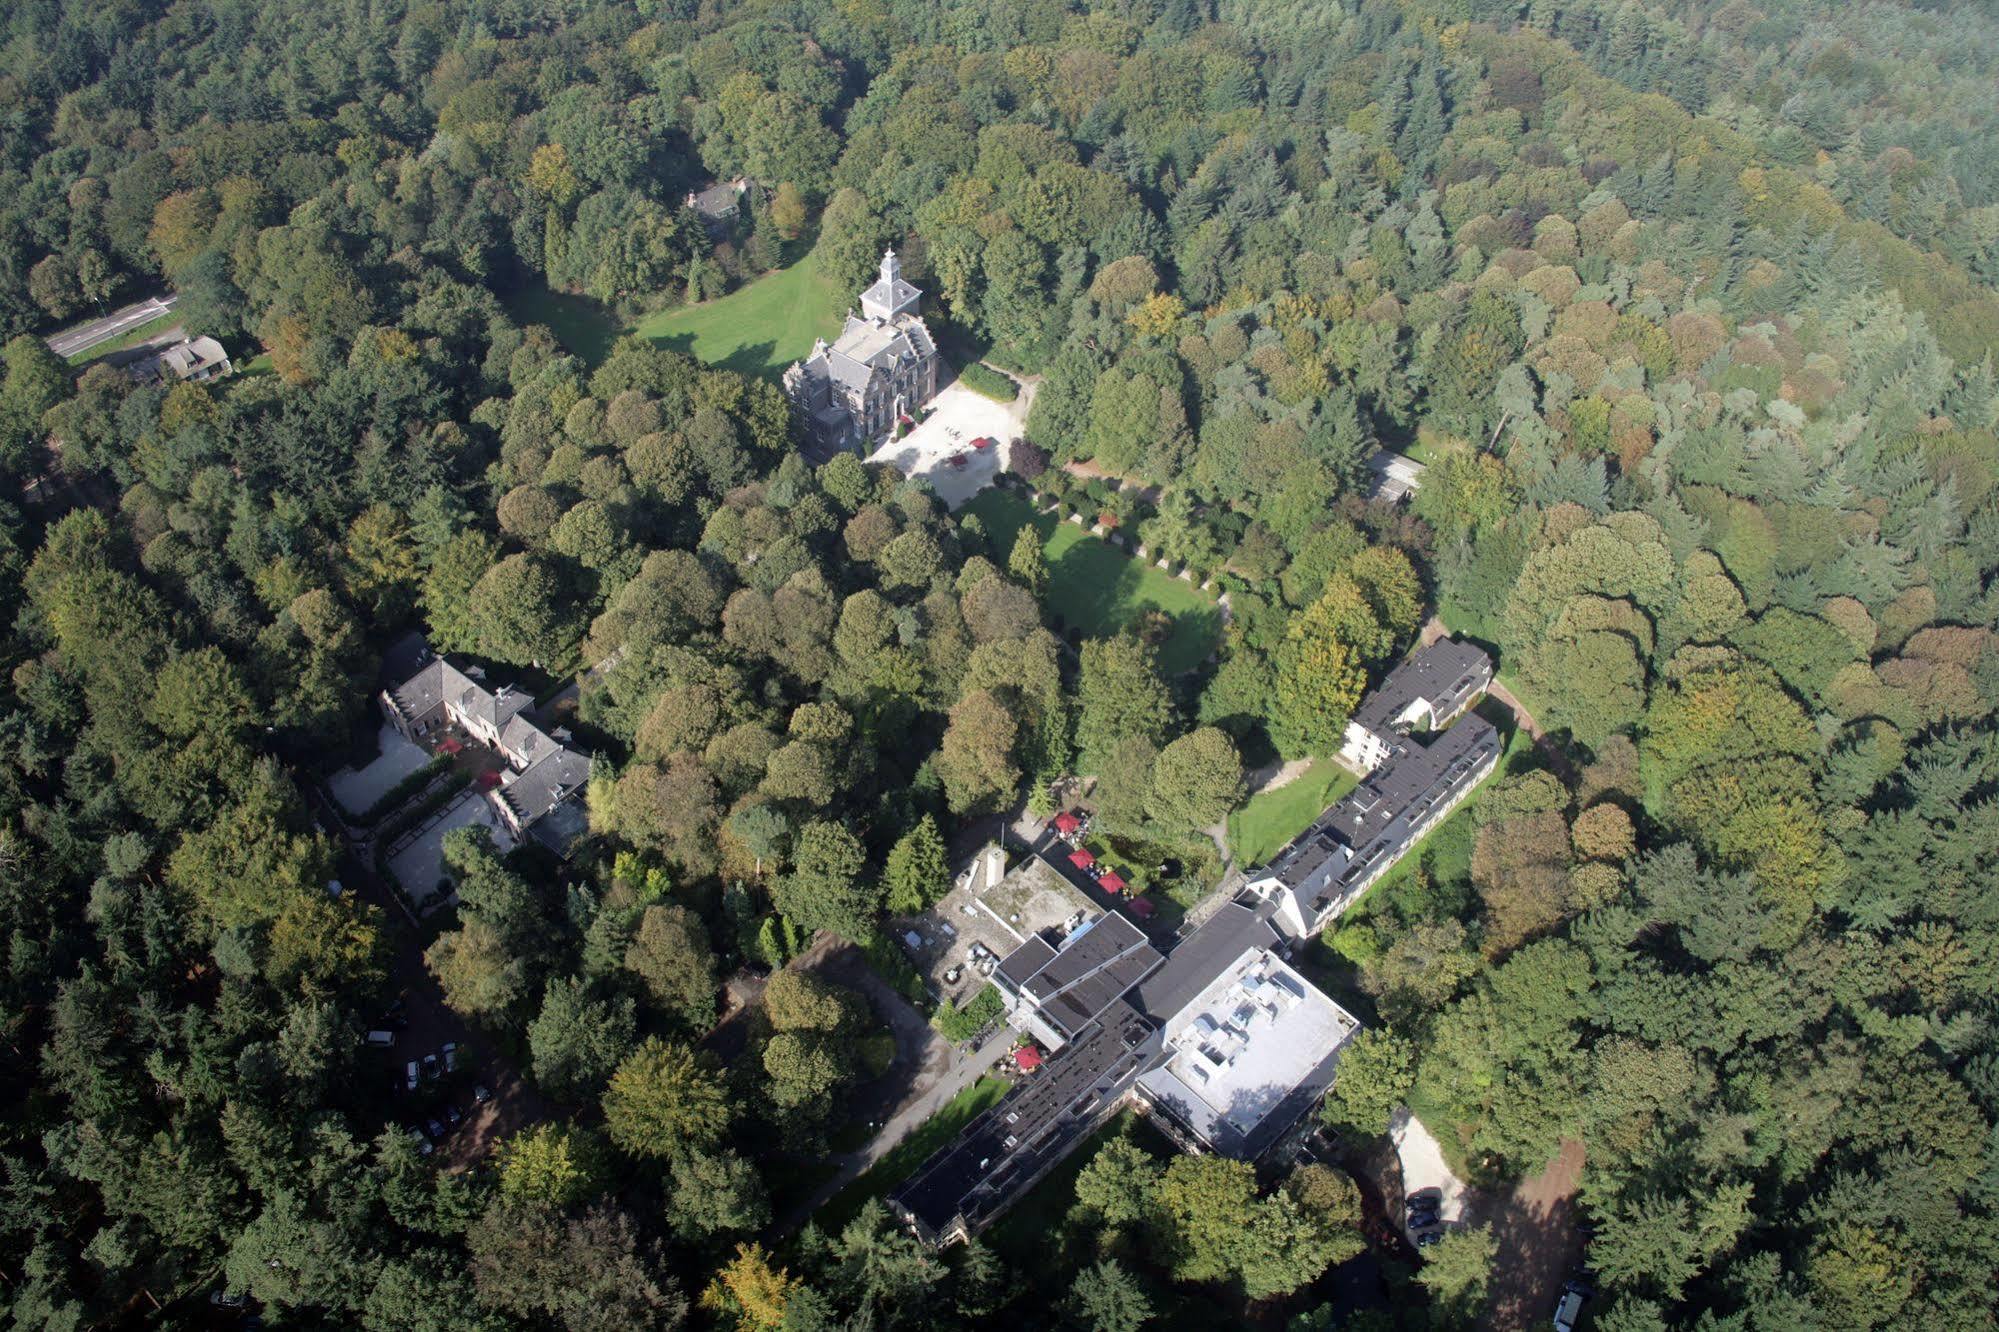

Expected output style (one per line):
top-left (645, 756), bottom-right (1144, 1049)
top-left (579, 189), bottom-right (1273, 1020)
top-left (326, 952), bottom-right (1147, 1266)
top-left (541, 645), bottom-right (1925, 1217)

top-left (1228, 759), bottom-right (1361, 868)
top-left (66, 310), bottom-right (179, 367)
top-left (634, 250), bottom-right (844, 379)
top-left (812, 1074), bottom-right (1012, 1234)
top-left (960, 489), bottom-right (1222, 675)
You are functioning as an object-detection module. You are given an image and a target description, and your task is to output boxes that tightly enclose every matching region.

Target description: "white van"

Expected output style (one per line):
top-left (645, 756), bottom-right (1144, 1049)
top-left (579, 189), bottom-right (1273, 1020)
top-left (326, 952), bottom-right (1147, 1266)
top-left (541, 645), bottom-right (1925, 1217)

top-left (365, 1030), bottom-right (395, 1048)
top-left (1553, 1287), bottom-right (1585, 1332)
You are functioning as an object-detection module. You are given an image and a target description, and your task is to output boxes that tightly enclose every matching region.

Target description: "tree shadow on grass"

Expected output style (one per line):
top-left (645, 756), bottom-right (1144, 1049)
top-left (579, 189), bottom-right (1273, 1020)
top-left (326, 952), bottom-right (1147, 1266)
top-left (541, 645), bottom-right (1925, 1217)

top-left (1048, 541), bottom-right (1223, 675)
top-left (648, 330), bottom-right (786, 381)
top-left (510, 285), bottom-right (620, 367)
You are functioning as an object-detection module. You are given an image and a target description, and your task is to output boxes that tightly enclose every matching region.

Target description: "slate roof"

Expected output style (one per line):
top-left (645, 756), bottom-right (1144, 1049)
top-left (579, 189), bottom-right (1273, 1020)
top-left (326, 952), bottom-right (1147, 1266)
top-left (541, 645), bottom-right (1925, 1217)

top-left (861, 271), bottom-right (922, 317)
top-left (1268, 715), bottom-right (1501, 893)
top-left (497, 748), bottom-right (591, 827)
top-left (499, 714), bottom-right (562, 770)
top-left (1350, 638), bottom-right (1492, 736)
top-left (1130, 900), bottom-right (1280, 1024)
top-left (1005, 915), bottom-right (1162, 1044)
top-left (687, 180), bottom-right (742, 216)
top-left (452, 678), bottom-right (529, 733)
top-left (892, 999), bottom-right (1159, 1242)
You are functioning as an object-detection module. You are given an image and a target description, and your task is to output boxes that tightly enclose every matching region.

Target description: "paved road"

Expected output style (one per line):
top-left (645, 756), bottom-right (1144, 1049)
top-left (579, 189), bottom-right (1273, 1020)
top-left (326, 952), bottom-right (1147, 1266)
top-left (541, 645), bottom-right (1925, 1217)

top-left (45, 293), bottom-right (176, 359)
top-left (769, 934), bottom-right (1011, 1235)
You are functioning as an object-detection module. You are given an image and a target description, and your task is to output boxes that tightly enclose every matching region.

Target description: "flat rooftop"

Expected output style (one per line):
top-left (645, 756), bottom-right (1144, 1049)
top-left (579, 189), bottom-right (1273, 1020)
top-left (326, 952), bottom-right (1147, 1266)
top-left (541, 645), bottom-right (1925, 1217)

top-left (1137, 947), bottom-right (1360, 1158)
top-left (895, 849), bottom-right (1098, 1009)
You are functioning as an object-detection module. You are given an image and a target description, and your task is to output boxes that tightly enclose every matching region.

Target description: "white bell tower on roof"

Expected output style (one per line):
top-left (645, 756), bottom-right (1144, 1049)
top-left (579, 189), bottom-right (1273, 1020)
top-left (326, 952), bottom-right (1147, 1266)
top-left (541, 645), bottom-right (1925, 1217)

top-left (859, 247), bottom-right (921, 321)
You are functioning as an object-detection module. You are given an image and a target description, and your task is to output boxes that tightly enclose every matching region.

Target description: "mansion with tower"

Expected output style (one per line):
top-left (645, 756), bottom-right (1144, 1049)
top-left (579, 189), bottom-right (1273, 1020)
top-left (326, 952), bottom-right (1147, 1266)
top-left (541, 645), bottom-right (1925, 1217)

top-left (782, 249), bottom-right (940, 454)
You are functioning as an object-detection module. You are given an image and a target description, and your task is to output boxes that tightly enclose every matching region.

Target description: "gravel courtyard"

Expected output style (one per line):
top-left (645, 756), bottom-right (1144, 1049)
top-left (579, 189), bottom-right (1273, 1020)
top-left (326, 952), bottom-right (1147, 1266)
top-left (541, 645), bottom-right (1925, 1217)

top-left (868, 378), bottom-right (1025, 508)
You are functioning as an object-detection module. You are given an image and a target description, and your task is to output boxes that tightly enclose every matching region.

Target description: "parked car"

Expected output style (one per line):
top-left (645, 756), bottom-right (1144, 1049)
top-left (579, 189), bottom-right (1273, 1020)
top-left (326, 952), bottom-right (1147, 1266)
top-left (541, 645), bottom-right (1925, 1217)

top-left (384, 998), bottom-right (409, 1031)
top-left (404, 1060), bottom-right (420, 1092)
top-left (473, 1084), bottom-right (493, 1105)
top-left (422, 1052), bottom-right (441, 1082)
top-left (209, 1290), bottom-right (248, 1309)
top-left (1416, 1230), bottom-right (1444, 1249)
top-left (1553, 1283), bottom-right (1587, 1332)
top-left (441, 1041), bottom-right (459, 1073)
top-left (365, 1030), bottom-right (396, 1049)
top-left (1409, 1207), bottom-right (1440, 1229)
top-left (444, 1105), bottom-right (463, 1127)
top-left (425, 1117), bottom-right (446, 1140)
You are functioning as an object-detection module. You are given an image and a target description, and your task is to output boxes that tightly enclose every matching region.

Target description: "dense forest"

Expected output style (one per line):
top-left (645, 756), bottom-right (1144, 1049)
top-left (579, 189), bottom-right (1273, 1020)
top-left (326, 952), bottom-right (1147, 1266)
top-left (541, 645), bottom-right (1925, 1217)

top-left (3, 0), bottom-right (1998, 1328)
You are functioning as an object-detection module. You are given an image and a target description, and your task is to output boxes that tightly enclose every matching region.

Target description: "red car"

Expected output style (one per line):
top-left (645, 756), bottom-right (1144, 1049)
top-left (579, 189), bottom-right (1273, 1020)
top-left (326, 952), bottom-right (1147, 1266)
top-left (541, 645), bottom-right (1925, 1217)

top-left (971, 436), bottom-right (995, 450)
top-left (947, 453), bottom-right (969, 468)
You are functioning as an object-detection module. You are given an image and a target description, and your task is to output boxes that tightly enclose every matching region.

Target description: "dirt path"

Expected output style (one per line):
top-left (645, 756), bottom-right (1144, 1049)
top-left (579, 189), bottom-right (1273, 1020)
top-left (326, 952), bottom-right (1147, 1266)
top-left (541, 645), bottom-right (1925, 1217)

top-left (1243, 756), bottom-right (1313, 798)
top-left (1477, 1138), bottom-right (1586, 1331)
top-left (1418, 616), bottom-right (1575, 781)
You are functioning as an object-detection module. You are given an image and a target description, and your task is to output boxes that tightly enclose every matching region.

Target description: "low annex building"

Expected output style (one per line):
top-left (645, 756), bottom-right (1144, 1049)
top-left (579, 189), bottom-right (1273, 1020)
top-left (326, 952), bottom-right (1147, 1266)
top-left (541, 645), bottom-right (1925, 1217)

top-left (132, 335), bottom-right (232, 386)
top-left (381, 654), bottom-right (591, 853)
top-left (782, 249), bottom-right (940, 454)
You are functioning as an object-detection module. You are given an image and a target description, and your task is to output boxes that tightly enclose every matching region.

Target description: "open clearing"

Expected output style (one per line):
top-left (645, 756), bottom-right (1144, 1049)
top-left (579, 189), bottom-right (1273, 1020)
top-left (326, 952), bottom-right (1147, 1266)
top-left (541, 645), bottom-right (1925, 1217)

top-left (866, 379), bottom-right (1022, 508)
top-left (1228, 758), bottom-right (1361, 868)
top-left (960, 489), bottom-right (1222, 676)
top-left (508, 252), bottom-right (844, 377)
top-left (635, 251), bottom-right (843, 377)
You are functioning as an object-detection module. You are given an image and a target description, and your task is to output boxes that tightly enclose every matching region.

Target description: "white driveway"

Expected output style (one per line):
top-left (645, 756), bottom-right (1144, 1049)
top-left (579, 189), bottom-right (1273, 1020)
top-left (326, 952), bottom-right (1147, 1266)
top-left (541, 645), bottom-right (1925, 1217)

top-left (387, 791), bottom-right (514, 913)
top-left (1390, 1105), bottom-right (1470, 1239)
top-left (328, 722), bottom-right (431, 819)
top-left (868, 377), bottom-right (1024, 509)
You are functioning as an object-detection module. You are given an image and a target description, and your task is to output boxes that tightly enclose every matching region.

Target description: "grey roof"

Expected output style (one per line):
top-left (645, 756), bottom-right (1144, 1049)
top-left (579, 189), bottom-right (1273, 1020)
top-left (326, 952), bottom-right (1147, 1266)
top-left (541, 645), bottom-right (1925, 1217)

top-left (688, 181), bottom-right (742, 216)
top-left (806, 312), bottom-right (935, 394)
top-left (1350, 638), bottom-right (1492, 736)
top-left (995, 935), bottom-right (1056, 991)
top-left (1269, 715), bottom-right (1501, 894)
top-left (891, 999), bottom-right (1158, 1242)
top-left (499, 714), bottom-right (561, 769)
top-left (1131, 901), bottom-right (1280, 1023)
top-left (497, 747), bottom-right (592, 827)
top-left (387, 658), bottom-right (452, 722)
top-left (1009, 915), bottom-right (1162, 1043)
top-left (861, 273), bottom-right (921, 315)
top-left (149, 336), bottom-right (230, 381)
top-left (452, 678), bottom-right (530, 733)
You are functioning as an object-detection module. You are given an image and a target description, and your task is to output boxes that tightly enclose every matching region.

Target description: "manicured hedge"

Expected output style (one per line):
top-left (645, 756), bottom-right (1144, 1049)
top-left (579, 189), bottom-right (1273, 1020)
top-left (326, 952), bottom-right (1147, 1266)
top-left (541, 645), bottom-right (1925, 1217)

top-left (353, 754), bottom-right (452, 824)
top-left (958, 362), bottom-right (1018, 401)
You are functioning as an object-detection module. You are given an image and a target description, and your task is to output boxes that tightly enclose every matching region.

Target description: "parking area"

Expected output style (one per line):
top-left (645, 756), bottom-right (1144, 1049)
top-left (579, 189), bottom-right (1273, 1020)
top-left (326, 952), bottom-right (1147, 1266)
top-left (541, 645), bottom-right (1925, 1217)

top-left (1390, 1106), bottom-right (1471, 1245)
top-left (327, 721), bottom-right (430, 819)
top-left (893, 844), bottom-right (1100, 1010)
top-left (386, 790), bottom-right (514, 913)
top-left (867, 380), bottom-right (1021, 509)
